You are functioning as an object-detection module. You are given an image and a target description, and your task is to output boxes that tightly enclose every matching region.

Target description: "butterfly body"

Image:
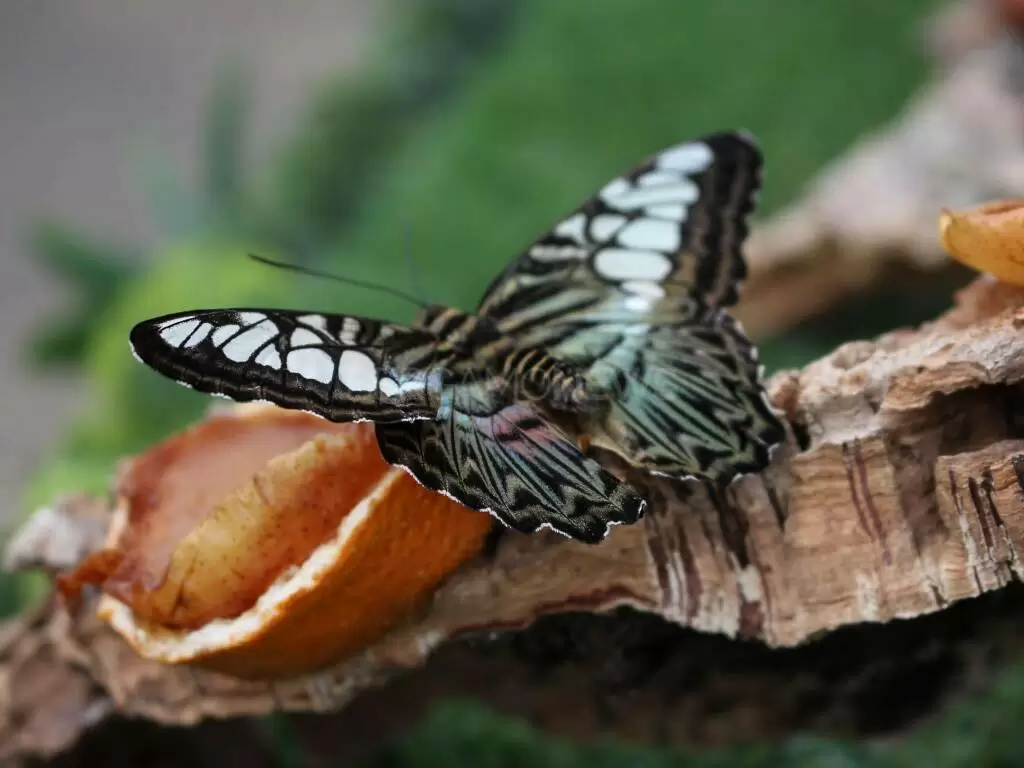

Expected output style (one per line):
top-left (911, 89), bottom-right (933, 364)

top-left (412, 305), bottom-right (595, 411)
top-left (130, 131), bottom-right (786, 543)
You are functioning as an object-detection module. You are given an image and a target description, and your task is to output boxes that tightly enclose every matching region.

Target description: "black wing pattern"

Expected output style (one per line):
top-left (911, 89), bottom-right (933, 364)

top-left (474, 131), bottom-right (785, 482)
top-left (376, 403), bottom-right (644, 543)
top-left (129, 308), bottom-right (449, 423)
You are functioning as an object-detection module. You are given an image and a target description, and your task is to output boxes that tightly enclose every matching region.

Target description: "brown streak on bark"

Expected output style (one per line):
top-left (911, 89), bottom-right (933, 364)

top-left (983, 469), bottom-right (1008, 530)
top-left (676, 521), bottom-right (702, 622)
top-left (763, 475), bottom-right (788, 530)
top-left (853, 440), bottom-right (893, 566)
top-left (969, 475), bottom-right (996, 552)
top-left (842, 442), bottom-right (873, 540)
top-left (1012, 455), bottom-right (1024, 498)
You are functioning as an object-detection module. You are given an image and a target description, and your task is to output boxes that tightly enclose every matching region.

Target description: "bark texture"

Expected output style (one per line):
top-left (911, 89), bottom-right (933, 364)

top-left (7, 277), bottom-right (1024, 764)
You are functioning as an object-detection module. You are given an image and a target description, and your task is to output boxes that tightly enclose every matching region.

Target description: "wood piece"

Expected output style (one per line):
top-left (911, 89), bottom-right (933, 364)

top-left (8, 276), bottom-right (1024, 763)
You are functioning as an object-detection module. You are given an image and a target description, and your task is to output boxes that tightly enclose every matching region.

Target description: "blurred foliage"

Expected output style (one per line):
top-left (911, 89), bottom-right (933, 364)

top-left (19, 0), bottom-right (1011, 765)
top-left (272, 0), bottom-right (524, 252)
top-left (24, 222), bottom-right (141, 368)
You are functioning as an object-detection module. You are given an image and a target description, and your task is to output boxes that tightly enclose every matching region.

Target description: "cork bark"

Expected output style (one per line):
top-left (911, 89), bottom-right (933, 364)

top-left (7, 276), bottom-right (1024, 765)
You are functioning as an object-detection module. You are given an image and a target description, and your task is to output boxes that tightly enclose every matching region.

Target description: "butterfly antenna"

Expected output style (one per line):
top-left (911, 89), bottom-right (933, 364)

top-left (247, 253), bottom-right (430, 310)
top-left (403, 220), bottom-right (429, 304)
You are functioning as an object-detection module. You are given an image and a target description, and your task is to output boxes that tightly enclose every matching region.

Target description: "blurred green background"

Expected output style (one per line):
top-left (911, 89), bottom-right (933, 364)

top-left (10, 0), bottom-right (1024, 764)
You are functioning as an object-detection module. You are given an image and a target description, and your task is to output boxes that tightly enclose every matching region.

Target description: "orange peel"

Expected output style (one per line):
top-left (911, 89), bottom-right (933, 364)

top-left (939, 198), bottom-right (1024, 286)
top-left (59, 403), bottom-right (493, 680)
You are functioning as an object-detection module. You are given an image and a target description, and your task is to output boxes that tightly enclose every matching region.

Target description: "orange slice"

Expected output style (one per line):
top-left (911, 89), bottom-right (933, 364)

top-left (939, 199), bottom-right (1024, 286)
top-left (59, 404), bottom-right (493, 680)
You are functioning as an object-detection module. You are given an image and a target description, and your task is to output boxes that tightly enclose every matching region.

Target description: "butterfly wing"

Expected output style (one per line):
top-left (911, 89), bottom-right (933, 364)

top-left (476, 131), bottom-right (784, 482)
top-left (376, 403), bottom-right (644, 543)
top-left (131, 307), bottom-right (643, 541)
top-left (583, 314), bottom-right (784, 479)
top-left (477, 131), bottom-right (760, 325)
top-left (129, 308), bottom-right (450, 423)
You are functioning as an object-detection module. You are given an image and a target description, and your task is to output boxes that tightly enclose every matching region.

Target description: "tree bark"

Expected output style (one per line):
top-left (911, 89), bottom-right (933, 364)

top-left (7, 276), bottom-right (1024, 764)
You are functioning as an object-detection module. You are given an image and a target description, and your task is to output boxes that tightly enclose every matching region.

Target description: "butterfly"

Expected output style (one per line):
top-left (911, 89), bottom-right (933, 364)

top-left (130, 131), bottom-right (785, 544)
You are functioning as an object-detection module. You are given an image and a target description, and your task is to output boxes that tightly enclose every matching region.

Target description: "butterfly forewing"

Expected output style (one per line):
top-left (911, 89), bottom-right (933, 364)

top-left (477, 131), bottom-right (761, 325)
top-left (130, 308), bottom-right (449, 423)
top-left (473, 131), bottom-right (784, 484)
top-left (376, 403), bottom-right (644, 543)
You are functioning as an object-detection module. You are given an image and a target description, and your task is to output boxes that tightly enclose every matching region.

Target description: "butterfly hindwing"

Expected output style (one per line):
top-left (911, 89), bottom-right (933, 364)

top-left (129, 308), bottom-right (450, 423)
top-left (376, 403), bottom-right (644, 543)
top-left (585, 314), bottom-right (784, 479)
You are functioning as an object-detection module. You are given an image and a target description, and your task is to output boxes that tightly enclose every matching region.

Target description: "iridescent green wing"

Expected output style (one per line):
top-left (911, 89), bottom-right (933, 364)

top-left (476, 131), bottom-right (785, 482)
top-left (580, 312), bottom-right (783, 480)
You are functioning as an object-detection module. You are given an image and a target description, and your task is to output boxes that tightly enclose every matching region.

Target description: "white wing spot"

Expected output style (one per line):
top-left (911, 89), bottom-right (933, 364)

top-left (159, 319), bottom-right (199, 348)
top-left (594, 248), bottom-right (672, 282)
top-left (255, 345), bottom-right (282, 370)
top-left (222, 320), bottom-right (279, 363)
top-left (617, 219), bottom-right (680, 252)
top-left (599, 177), bottom-right (630, 202)
top-left (290, 328), bottom-right (322, 347)
top-left (553, 213), bottom-right (587, 243)
top-left (211, 324), bottom-right (240, 347)
top-left (183, 322), bottom-right (212, 348)
top-left (298, 314), bottom-right (328, 332)
top-left (288, 348), bottom-right (334, 384)
top-left (338, 350), bottom-right (377, 392)
top-left (657, 142), bottom-right (713, 174)
top-left (590, 214), bottom-right (626, 241)
top-left (606, 182), bottom-right (700, 209)
top-left (647, 203), bottom-right (687, 221)
top-left (637, 170), bottom-right (678, 187)
top-left (379, 377), bottom-right (400, 397)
